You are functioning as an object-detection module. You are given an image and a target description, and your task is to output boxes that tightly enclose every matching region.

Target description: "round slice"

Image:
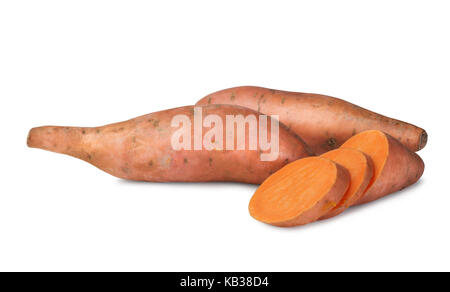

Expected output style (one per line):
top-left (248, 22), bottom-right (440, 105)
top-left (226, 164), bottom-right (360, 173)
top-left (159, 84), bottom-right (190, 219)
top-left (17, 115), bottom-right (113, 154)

top-left (319, 148), bottom-right (374, 219)
top-left (248, 157), bottom-right (350, 227)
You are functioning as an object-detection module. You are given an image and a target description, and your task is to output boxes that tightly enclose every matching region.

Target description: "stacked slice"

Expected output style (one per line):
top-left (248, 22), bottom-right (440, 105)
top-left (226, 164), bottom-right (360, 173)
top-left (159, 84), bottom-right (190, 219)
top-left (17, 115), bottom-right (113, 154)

top-left (249, 130), bottom-right (425, 227)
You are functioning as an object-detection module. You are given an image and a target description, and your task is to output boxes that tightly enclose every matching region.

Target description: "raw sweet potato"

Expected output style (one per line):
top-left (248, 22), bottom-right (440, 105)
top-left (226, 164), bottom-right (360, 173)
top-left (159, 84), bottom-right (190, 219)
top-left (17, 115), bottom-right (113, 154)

top-left (248, 157), bottom-right (350, 227)
top-left (341, 130), bottom-right (424, 205)
top-left (196, 86), bottom-right (427, 154)
top-left (27, 105), bottom-right (312, 184)
top-left (319, 148), bottom-right (374, 219)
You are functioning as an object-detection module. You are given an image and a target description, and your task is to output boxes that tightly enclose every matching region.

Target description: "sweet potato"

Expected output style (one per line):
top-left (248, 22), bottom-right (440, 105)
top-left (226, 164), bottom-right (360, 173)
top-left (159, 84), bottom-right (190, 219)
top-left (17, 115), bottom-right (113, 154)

top-left (27, 105), bottom-right (312, 184)
top-left (248, 157), bottom-right (350, 227)
top-left (319, 148), bottom-right (374, 219)
top-left (341, 130), bottom-right (424, 205)
top-left (196, 86), bottom-right (427, 154)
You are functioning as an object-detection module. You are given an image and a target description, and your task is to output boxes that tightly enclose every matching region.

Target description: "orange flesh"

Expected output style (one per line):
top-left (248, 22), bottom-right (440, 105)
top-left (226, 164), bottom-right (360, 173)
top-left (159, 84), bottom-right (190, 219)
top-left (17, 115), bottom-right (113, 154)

top-left (340, 130), bottom-right (388, 190)
top-left (249, 157), bottom-right (337, 224)
top-left (321, 148), bottom-right (371, 208)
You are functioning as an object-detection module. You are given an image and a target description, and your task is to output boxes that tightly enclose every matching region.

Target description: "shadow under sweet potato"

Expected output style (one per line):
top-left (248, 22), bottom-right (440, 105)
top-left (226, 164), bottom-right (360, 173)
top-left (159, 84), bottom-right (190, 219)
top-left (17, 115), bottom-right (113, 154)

top-left (116, 178), bottom-right (258, 192)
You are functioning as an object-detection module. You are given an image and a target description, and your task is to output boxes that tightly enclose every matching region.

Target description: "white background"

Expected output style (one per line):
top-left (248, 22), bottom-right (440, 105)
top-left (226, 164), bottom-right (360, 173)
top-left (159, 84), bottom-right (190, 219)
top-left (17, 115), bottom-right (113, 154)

top-left (0, 1), bottom-right (448, 272)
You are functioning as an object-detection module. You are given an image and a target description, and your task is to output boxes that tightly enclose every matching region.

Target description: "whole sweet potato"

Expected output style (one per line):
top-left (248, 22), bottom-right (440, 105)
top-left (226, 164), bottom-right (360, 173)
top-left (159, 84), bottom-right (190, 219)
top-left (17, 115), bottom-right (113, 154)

top-left (27, 105), bottom-right (312, 184)
top-left (196, 86), bottom-right (427, 154)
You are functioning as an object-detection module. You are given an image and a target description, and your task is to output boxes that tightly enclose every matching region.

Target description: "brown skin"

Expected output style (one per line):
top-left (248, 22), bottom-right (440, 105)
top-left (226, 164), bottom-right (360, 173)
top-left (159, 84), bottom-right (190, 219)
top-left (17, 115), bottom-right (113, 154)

top-left (341, 130), bottom-right (425, 205)
top-left (196, 86), bottom-right (427, 155)
top-left (319, 148), bottom-right (374, 219)
top-left (249, 157), bottom-right (350, 227)
top-left (27, 105), bottom-right (312, 184)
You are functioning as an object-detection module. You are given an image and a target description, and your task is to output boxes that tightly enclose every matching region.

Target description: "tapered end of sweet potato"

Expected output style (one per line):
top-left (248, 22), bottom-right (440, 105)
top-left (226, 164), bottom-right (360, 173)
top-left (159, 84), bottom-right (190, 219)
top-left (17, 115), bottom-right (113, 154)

top-left (27, 127), bottom-right (48, 149)
top-left (418, 130), bottom-right (428, 151)
top-left (27, 126), bottom-right (84, 157)
top-left (27, 126), bottom-right (63, 151)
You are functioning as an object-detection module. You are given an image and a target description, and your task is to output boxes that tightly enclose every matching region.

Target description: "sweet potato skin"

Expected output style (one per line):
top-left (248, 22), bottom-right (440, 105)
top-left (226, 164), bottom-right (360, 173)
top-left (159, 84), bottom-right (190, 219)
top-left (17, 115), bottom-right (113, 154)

top-left (27, 105), bottom-right (312, 184)
top-left (341, 130), bottom-right (425, 205)
top-left (196, 86), bottom-right (427, 154)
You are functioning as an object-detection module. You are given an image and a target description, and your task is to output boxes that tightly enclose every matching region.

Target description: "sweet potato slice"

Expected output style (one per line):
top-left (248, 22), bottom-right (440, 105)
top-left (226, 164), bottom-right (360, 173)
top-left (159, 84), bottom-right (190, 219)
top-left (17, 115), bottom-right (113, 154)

top-left (248, 157), bottom-right (350, 227)
top-left (319, 148), bottom-right (374, 219)
top-left (341, 130), bottom-right (424, 205)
